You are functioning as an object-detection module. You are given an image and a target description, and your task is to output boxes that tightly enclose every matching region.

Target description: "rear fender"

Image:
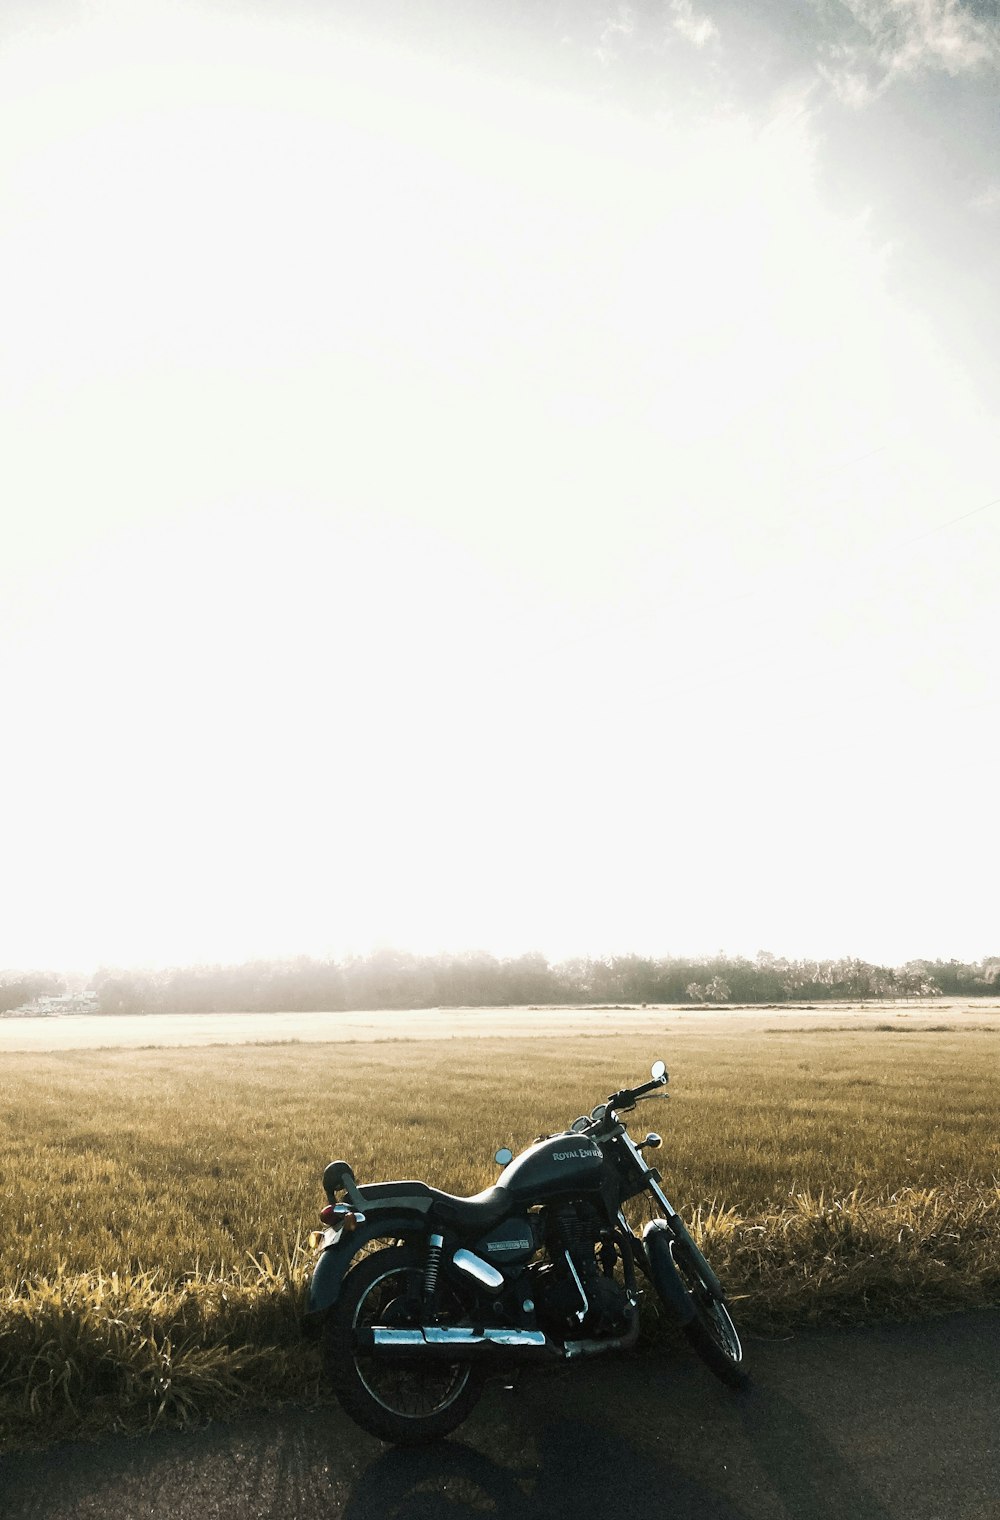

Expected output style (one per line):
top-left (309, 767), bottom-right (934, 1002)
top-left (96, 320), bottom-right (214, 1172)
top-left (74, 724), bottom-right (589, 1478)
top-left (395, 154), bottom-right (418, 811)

top-left (304, 1204), bottom-right (431, 1324)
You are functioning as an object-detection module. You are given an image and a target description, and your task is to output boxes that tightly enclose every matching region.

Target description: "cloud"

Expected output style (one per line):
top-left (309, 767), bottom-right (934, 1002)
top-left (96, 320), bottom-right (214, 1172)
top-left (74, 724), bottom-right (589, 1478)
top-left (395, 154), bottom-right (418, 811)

top-left (821, 0), bottom-right (1000, 104)
top-left (969, 181), bottom-right (1000, 212)
top-left (670, 0), bottom-right (719, 48)
top-left (595, 3), bottom-right (635, 64)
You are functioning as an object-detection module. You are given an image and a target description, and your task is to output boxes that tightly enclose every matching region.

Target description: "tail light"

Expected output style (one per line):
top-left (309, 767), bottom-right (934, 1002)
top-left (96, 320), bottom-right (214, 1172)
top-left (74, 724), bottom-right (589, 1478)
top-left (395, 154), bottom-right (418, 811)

top-left (319, 1202), bottom-right (363, 1231)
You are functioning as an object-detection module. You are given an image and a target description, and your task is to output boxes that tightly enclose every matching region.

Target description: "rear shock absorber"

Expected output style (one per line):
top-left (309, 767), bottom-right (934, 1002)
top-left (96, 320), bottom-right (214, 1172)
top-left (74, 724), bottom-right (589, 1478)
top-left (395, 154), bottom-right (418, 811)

top-left (424, 1233), bottom-right (444, 1305)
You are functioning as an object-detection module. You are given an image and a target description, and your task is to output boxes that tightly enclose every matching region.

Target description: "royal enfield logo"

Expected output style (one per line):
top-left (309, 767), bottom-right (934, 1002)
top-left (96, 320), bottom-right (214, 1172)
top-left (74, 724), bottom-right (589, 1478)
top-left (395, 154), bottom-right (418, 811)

top-left (485, 1238), bottom-right (532, 1253)
top-left (552, 1147), bottom-right (601, 1162)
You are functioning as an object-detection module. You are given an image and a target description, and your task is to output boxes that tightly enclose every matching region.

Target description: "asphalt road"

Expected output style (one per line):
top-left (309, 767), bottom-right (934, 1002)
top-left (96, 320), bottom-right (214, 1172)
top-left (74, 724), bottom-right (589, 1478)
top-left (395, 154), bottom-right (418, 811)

top-left (2, 1309), bottom-right (997, 1520)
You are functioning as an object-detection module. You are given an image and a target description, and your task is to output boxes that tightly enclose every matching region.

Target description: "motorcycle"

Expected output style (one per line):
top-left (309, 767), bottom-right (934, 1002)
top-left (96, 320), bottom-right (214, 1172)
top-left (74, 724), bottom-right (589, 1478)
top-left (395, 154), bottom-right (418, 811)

top-left (305, 1060), bottom-right (746, 1443)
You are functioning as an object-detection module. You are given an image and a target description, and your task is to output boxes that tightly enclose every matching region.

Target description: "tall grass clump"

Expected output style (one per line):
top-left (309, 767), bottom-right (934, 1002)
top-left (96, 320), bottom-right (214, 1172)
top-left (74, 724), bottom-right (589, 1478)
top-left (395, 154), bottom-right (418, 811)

top-left (673, 1181), bottom-right (1000, 1327)
top-left (0, 1249), bottom-right (319, 1449)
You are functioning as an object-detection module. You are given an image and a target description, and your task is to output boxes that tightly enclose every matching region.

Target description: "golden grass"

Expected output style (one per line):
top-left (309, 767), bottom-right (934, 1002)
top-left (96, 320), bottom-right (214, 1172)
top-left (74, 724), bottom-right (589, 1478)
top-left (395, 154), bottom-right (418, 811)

top-left (2, 1024), bottom-right (998, 1447)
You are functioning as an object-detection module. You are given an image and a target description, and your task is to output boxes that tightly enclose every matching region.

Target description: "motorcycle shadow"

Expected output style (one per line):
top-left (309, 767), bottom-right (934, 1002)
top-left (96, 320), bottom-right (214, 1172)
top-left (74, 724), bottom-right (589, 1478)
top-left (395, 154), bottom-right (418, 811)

top-left (339, 1381), bottom-right (749, 1520)
top-left (340, 1432), bottom-right (748, 1520)
top-left (338, 1360), bottom-right (894, 1520)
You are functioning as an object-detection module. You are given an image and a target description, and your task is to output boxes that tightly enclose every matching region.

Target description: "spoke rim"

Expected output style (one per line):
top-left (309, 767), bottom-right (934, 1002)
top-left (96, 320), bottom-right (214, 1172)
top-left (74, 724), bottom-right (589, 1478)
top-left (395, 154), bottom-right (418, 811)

top-left (351, 1266), bottom-right (472, 1419)
top-left (670, 1241), bottom-right (743, 1364)
top-left (697, 1292), bottom-right (742, 1362)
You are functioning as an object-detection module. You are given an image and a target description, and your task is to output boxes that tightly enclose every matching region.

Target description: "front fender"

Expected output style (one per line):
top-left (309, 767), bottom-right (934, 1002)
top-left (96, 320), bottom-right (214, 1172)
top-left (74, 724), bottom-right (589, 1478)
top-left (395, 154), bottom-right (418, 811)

top-left (664, 1213), bottom-right (726, 1301)
top-left (641, 1219), bottom-right (696, 1326)
top-left (303, 1208), bottom-right (429, 1330)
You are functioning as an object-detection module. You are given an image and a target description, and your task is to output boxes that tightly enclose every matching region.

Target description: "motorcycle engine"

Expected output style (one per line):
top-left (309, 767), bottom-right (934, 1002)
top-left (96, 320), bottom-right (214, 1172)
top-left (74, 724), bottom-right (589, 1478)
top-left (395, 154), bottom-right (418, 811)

top-left (532, 1204), bottom-right (630, 1335)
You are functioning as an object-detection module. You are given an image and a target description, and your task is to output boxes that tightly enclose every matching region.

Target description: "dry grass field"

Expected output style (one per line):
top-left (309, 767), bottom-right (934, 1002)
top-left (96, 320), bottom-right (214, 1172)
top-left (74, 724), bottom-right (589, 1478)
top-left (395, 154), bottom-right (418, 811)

top-left (2, 1014), bottom-right (998, 1448)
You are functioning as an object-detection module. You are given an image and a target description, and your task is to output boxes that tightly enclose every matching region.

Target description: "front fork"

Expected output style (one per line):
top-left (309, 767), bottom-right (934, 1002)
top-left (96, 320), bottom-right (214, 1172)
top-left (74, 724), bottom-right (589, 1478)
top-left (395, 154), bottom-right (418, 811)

top-left (662, 1210), bottom-right (726, 1300)
top-left (619, 1129), bottom-right (727, 1301)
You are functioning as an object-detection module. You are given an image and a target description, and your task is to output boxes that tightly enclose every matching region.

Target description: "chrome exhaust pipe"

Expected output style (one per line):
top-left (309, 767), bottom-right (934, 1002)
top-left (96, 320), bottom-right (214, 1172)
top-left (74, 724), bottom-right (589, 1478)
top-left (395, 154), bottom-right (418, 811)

top-left (563, 1311), bottom-right (642, 1360)
top-left (355, 1313), bottom-right (641, 1362)
top-left (354, 1326), bottom-right (554, 1360)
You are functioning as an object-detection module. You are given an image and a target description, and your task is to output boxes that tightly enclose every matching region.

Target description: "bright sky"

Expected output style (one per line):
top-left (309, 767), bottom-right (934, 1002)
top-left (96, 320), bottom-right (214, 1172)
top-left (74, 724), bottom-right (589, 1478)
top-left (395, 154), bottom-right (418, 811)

top-left (1, 0), bottom-right (998, 973)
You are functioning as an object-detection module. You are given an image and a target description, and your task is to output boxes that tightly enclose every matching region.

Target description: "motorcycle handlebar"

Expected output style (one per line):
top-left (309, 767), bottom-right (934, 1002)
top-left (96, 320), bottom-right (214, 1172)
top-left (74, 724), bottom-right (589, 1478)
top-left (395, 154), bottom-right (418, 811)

top-left (608, 1071), bottom-right (668, 1111)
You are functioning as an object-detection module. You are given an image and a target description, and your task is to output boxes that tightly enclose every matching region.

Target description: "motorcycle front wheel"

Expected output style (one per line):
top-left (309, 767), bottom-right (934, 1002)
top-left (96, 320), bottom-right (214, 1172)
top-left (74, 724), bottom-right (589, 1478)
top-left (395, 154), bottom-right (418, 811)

top-left (323, 1244), bottom-right (486, 1444)
top-left (668, 1236), bottom-right (748, 1389)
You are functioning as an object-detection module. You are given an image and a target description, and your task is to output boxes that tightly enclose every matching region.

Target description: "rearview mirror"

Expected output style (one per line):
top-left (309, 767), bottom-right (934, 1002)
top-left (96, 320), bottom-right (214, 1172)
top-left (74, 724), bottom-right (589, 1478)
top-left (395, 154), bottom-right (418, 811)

top-left (651, 1060), bottom-right (666, 1080)
top-left (494, 1147), bottom-right (513, 1167)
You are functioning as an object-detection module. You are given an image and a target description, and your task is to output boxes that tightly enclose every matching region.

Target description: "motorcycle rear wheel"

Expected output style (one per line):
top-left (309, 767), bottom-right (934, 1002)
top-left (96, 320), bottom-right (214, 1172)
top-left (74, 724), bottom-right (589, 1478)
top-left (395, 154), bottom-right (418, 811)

top-left (323, 1244), bottom-right (486, 1444)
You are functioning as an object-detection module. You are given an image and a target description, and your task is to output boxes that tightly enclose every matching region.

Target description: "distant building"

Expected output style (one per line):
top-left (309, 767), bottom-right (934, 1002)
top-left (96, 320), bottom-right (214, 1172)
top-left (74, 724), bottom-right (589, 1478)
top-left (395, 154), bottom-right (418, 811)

top-left (6, 991), bottom-right (99, 1017)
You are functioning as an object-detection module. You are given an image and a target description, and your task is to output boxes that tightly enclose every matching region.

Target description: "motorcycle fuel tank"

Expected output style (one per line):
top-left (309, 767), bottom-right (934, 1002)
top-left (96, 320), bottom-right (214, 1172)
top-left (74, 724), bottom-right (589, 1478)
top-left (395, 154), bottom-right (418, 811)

top-left (495, 1133), bottom-right (604, 1202)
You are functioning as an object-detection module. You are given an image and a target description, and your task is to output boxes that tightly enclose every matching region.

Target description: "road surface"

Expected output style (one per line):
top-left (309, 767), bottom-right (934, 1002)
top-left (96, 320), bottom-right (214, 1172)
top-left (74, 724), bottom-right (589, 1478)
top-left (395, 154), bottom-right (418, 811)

top-left (1, 1309), bottom-right (997, 1520)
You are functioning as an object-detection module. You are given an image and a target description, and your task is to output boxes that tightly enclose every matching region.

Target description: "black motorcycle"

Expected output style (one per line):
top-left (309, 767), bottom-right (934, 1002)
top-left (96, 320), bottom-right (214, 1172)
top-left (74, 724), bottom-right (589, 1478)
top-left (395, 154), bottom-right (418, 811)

top-left (305, 1060), bottom-right (745, 1443)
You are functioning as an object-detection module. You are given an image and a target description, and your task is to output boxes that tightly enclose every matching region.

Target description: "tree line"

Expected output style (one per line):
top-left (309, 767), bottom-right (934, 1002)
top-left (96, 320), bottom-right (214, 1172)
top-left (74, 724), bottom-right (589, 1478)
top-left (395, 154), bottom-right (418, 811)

top-left (0, 973), bottom-right (65, 1014)
top-left (69, 949), bottom-right (1000, 1015)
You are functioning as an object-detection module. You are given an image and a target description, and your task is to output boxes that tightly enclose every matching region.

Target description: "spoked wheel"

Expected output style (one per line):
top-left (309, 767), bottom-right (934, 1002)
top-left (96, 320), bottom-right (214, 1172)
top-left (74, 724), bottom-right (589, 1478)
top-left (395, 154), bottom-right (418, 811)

top-left (669, 1237), bottom-right (748, 1389)
top-left (323, 1245), bottom-right (485, 1444)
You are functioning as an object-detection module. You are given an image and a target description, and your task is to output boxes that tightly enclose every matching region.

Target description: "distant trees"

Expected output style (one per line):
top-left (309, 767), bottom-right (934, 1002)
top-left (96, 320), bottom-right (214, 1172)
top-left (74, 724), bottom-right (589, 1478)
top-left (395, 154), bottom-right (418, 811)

top-left (95, 977), bottom-right (145, 1015)
top-left (72, 948), bottom-right (1000, 1015)
top-left (0, 973), bottom-right (64, 1013)
top-left (685, 977), bottom-right (731, 1003)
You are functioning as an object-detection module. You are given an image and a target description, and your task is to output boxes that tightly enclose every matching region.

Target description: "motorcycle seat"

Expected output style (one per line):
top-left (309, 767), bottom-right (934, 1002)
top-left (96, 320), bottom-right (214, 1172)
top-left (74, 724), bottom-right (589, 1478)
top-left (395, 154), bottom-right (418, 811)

top-left (359, 1180), bottom-right (513, 1231)
top-left (428, 1184), bottom-right (513, 1230)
